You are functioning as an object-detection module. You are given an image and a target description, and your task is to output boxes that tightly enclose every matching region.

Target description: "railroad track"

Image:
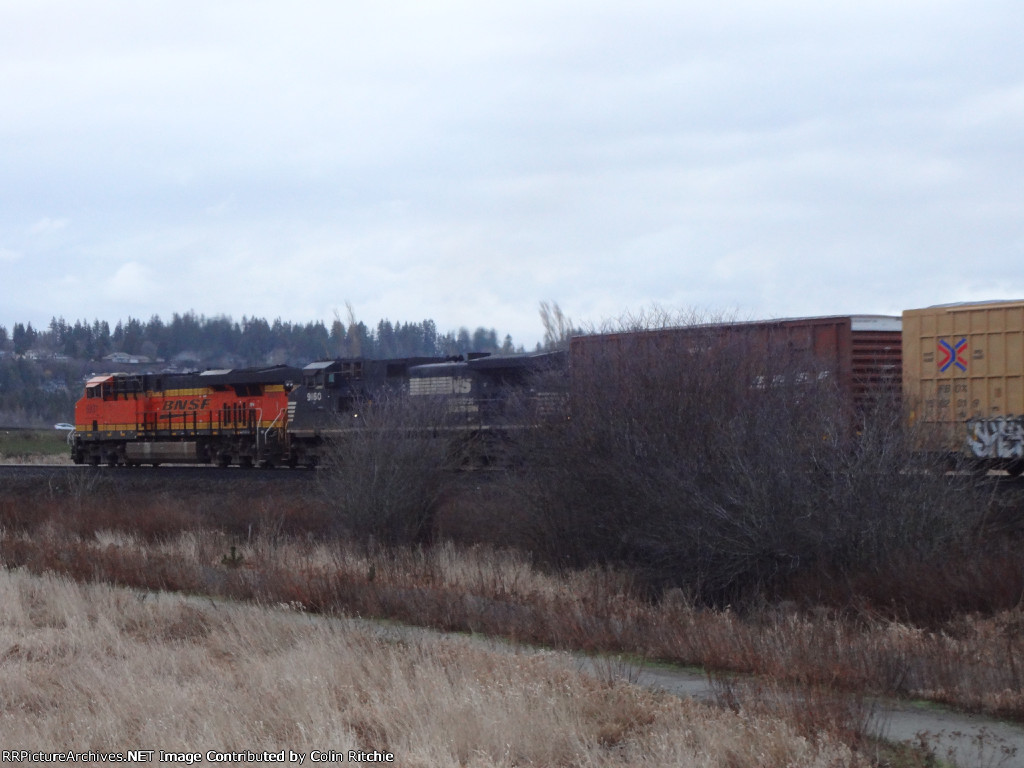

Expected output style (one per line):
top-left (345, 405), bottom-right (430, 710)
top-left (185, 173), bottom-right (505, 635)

top-left (0, 463), bottom-right (319, 485)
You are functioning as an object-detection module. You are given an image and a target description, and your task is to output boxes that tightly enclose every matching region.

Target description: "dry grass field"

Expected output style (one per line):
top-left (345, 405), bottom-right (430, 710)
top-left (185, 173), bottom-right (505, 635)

top-left (1, 470), bottom-right (1022, 765)
top-left (0, 568), bottom-right (868, 767)
top-left (5, 499), bottom-right (1024, 724)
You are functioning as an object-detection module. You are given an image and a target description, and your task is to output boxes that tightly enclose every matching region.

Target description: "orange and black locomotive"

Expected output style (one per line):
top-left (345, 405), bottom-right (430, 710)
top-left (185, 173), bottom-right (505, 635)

top-left (72, 366), bottom-right (300, 467)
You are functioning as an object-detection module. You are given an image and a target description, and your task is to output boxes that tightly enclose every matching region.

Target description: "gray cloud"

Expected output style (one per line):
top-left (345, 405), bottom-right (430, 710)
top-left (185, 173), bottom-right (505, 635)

top-left (1, 1), bottom-right (1022, 345)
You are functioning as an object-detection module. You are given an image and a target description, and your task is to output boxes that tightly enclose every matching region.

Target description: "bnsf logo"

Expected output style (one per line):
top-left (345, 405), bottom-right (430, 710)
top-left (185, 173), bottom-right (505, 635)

top-left (161, 398), bottom-right (211, 412)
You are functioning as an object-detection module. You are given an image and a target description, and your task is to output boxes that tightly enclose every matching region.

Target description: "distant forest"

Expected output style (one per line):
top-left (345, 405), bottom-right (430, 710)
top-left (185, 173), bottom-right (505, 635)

top-left (0, 310), bottom-right (526, 426)
top-left (1, 311), bottom-right (523, 363)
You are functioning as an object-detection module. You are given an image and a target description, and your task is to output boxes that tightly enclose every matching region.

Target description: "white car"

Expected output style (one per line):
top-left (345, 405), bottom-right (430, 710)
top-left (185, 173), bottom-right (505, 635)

top-left (53, 422), bottom-right (74, 431)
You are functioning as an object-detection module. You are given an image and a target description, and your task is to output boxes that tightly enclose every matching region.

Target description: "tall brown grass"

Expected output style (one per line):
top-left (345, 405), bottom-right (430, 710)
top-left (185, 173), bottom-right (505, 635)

top-left (3, 504), bottom-right (1024, 726)
top-left (0, 568), bottom-right (866, 767)
top-left (4, 465), bottom-right (1024, 766)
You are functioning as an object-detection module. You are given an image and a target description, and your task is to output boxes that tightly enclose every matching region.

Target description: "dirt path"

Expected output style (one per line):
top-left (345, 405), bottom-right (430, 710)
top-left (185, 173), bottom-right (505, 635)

top-left (345, 613), bottom-right (1024, 765)
top-left (629, 664), bottom-right (1024, 767)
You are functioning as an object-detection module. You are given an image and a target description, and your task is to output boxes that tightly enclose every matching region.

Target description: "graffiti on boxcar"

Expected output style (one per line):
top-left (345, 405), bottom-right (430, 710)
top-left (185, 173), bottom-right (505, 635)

top-left (967, 416), bottom-right (1024, 459)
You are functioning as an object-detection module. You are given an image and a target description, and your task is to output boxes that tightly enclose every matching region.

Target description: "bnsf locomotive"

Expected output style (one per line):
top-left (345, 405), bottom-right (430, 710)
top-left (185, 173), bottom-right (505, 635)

top-left (71, 366), bottom-right (300, 467)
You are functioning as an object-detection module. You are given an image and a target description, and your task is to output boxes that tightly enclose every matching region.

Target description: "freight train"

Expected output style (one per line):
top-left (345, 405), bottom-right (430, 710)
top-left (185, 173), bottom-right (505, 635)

top-left (69, 299), bottom-right (1024, 472)
top-left (70, 351), bottom-right (565, 467)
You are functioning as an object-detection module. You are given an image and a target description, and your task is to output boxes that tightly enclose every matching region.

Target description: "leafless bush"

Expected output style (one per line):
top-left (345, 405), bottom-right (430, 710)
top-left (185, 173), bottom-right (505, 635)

top-left (539, 300), bottom-right (576, 348)
top-left (316, 391), bottom-right (456, 545)
top-left (506, 315), bottom-right (987, 605)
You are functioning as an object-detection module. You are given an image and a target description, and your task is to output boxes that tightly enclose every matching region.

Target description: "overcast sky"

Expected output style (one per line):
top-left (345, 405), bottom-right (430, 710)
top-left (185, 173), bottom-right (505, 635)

top-left (1, 1), bottom-right (1022, 347)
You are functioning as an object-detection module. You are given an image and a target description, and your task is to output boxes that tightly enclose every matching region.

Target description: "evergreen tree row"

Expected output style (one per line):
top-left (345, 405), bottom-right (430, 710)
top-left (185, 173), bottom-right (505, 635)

top-left (0, 312), bottom-right (522, 367)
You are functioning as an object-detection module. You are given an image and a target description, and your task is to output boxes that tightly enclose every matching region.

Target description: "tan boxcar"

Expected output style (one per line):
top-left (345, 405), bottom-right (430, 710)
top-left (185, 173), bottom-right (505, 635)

top-left (902, 300), bottom-right (1024, 465)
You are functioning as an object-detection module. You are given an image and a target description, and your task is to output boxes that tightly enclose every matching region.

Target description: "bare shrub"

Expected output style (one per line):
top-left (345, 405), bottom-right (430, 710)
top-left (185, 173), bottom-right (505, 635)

top-left (316, 391), bottom-right (456, 545)
top-left (539, 300), bottom-right (576, 349)
top-left (506, 314), bottom-right (987, 605)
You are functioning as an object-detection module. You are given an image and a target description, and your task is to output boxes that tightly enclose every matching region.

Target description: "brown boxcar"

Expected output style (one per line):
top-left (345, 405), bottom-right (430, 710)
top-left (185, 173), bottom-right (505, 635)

top-left (569, 315), bottom-right (902, 409)
top-left (903, 300), bottom-right (1024, 466)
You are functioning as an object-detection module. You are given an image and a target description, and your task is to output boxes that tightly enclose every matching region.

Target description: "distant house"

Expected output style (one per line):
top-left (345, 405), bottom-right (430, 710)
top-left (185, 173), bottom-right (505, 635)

top-left (103, 352), bottom-right (152, 365)
top-left (22, 349), bottom-right (69, 361)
